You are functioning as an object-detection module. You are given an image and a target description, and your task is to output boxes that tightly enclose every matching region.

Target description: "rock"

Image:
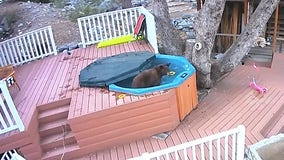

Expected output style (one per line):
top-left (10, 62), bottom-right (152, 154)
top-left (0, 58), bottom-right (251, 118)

top-left (57, 42), bottom-right (79, 53)
top-left (78, 42), bottom-right (84, 48)
top-left (0, 27), bottom-right (5, 38)
top-left (182, 13), bottom-right (195, 19)
top-left (1, 16), bottom-right (10, 32)
top-left (191, 2), bottom-right (197, 8)
top-left (68, 42), bottom-right (78, 50)
top-left (18, 23), bottom-right (24, 28)
top-left (99, 0), bottom-right (120, 12)
top-left (132, 0), bottom-right (149, 7)
top-left (171, 11), bottom-right (197, 39)
top-left (57, 45), bottom-right (69, 53)
top-left (187, 31), bottom-right (196, 39)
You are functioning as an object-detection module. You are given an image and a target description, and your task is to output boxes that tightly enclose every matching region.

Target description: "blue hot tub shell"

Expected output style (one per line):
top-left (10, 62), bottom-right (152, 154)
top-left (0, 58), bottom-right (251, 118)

top-left (109, 54), bottom-right (196, 95)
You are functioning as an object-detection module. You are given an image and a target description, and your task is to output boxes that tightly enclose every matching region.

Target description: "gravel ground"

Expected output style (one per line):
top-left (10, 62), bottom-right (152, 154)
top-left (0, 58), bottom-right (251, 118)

top-left (0, 1), bottom-right (80, 46)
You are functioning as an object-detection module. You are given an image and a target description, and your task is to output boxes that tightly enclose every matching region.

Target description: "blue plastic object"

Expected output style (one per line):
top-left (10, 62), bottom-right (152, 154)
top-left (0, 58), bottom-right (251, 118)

top-left (109, 54), bottom-right (196, 95)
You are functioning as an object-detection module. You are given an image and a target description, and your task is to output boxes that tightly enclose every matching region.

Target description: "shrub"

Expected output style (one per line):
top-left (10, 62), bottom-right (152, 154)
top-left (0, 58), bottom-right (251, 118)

top-left (52, 0), bottom-right (66, 8)
top-left (4, 11), bottom-right (18, 25)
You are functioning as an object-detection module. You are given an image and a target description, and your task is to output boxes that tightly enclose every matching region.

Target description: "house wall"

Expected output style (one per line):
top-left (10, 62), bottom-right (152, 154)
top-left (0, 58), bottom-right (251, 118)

top-left (267, 6), bottom-right (284, 39)
top-left (215, 2), bottom-right (243, 53)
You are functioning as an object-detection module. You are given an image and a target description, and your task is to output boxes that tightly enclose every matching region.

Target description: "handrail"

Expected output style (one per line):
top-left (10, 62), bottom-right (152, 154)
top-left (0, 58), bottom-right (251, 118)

top-left (0, 26), bottom-right (57, 67)
top-left (0, 149), bottom-right (26, 160)
top-left (78, 7), bottom-right (158, 53)
top-left (0, 80), bottom-right (24, 135)
top-left (129, 125), bottom-right (246, 160)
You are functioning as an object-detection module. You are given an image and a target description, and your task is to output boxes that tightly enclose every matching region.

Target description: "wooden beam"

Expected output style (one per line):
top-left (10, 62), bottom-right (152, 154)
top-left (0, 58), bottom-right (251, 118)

top-left (197, 0), bottom-right (202, 11)
top-left (232, 3), bottom-right (239, 41)
top-left (272, 4), bottom-right (279, 54)
top-left (244, 0), bottom-right (248, 26)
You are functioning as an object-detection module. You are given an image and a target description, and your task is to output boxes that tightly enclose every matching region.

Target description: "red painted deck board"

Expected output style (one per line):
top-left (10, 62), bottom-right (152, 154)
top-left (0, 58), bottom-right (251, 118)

top-left (76, 54), bottom-right (284, 159)
top-left (2, 40), bottom-right (284, 160)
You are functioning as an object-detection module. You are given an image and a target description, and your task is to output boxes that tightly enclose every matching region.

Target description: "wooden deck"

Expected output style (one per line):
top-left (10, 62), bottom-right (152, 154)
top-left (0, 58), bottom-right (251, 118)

top-left (76, 54), bottom-right (284, 159)
top-left (1, 40), bottom-right (199, 159)
top-left (1, 39), bottom-right (284, 159)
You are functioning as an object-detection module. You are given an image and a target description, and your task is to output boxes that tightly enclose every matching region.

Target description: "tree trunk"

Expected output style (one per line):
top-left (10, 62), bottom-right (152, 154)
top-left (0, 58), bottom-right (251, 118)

top-left (190, 0), bottom-right (226, 89)
top-left (147, 0), bottom-right (185, 55)
top-left (211, 0), bottom-right (280, 80)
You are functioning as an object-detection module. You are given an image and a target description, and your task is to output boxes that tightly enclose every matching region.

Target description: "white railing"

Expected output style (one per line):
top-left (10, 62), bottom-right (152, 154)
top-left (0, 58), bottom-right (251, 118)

top-left (0, 26), bottom-right (57, 67)
top-left (1, 149), bottom-right (26, 160)
top-left (78, 7), bottom-right (158, 53)
top-left (0, 80), bottom-right (24, 135)
top-left (129, 125), bottom-right (246, 160)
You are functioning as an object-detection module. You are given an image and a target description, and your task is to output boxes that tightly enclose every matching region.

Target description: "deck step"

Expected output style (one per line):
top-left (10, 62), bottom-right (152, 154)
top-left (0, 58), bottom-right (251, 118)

top-left (37, 99), bottom-right (78, 159)
top-left (39, 118), bottom-right (71, 138)
top-left (41, 131), bottom-right (76, 152)
top-left (38, 105), bottom-right (70, 125)
top-left (37, 98), bottom-right (71, 112)
top-left (41, 143), bottom-right (79, 160)
top-left (261, 104), bottom-right (284, 138)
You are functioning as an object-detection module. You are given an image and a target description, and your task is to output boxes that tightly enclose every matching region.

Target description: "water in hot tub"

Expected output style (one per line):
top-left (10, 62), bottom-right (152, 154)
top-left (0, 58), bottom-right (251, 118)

top-left (114, 60), bottom-right (185, 88)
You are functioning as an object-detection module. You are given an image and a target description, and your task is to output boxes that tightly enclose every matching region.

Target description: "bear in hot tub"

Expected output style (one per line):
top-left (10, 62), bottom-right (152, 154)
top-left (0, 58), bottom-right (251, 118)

top-left (131, 63), bottom-right (170, 88)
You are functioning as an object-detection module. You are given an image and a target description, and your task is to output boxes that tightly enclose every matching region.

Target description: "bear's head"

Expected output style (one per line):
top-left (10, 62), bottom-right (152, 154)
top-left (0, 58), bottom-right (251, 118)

top-left (155, 63), bottom-right (170, 76)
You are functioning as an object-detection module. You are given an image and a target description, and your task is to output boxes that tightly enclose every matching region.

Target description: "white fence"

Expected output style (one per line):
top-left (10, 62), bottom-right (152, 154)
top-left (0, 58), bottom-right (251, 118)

top-left (0, 80), bottom-right (24, 135)
top-left (129, 125), bottom-right (246, 160)
top-left (0, 149), bottom-right (25, 160)
top-left (78, 7), bottom-right (158, 53)
top-left (0, 26), bottom-right (57, 67)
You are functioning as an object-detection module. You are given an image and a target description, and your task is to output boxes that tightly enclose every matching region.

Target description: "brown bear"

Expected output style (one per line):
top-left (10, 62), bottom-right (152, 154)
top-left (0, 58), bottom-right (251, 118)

top-left (131, 63), bottom-right (170, 88)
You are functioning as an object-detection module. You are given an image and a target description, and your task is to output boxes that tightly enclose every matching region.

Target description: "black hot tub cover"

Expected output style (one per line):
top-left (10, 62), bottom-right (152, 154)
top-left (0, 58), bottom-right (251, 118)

top-left (79, 51), bottom-right (156, 87)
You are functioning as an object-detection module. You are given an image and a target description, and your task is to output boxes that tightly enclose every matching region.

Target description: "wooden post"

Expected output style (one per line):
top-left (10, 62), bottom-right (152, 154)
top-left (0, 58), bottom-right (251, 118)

top-left (232, 3), bottom-right (239, 42)
top-left (197, 0), bottom-right (202, 11)
top-left (244, 0), bottom-right (248, 26)
top-left (272, 4), bottom-right (279, 55)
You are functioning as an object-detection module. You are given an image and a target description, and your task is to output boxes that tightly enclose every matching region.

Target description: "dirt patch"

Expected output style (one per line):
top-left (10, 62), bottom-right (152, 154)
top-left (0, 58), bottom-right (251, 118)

top-left (0, 1), bottom-right (80, 46)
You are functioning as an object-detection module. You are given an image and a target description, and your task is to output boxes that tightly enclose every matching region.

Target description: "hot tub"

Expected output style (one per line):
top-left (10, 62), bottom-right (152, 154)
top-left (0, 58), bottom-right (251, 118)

top-left (109, 54), bottom-right (196, 95)
top-left (79, 52), bottom-right (198, 121)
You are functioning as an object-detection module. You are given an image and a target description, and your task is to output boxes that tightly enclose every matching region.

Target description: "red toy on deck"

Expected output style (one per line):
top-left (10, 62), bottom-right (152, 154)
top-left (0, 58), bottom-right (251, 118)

top-left (249, 77), bottom-right (268, 94)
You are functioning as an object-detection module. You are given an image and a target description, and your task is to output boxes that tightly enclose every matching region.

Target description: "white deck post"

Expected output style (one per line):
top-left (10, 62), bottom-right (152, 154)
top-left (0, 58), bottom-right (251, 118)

top-left (48, 26), bottom-right (57, 55)
top-left (236, 125), bottom-right (246, 160)
top-left (139, 7), bottom-right (159, 53)
top-left (0, 80), bottom-right (25, 134)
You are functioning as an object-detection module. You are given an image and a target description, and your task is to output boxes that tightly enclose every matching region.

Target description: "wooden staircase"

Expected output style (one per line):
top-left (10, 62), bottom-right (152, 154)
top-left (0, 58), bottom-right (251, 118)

top-left (247, 7), bottom-right (284, 64)
top-left (37, 99), bottom-right (79, 160)
top-left (266, 6), bottom-right (284, 53)
top-left (266, 6), bottom-right (284, 39)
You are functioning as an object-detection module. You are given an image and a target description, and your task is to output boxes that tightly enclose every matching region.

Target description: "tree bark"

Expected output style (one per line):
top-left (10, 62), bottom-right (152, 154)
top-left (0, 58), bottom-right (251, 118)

top-left (190, 0), bottom-right (226, 89)
top-left (147, 0), bottom-right (185, 55)
top-left (211, 0), bottom-right (280, 81)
